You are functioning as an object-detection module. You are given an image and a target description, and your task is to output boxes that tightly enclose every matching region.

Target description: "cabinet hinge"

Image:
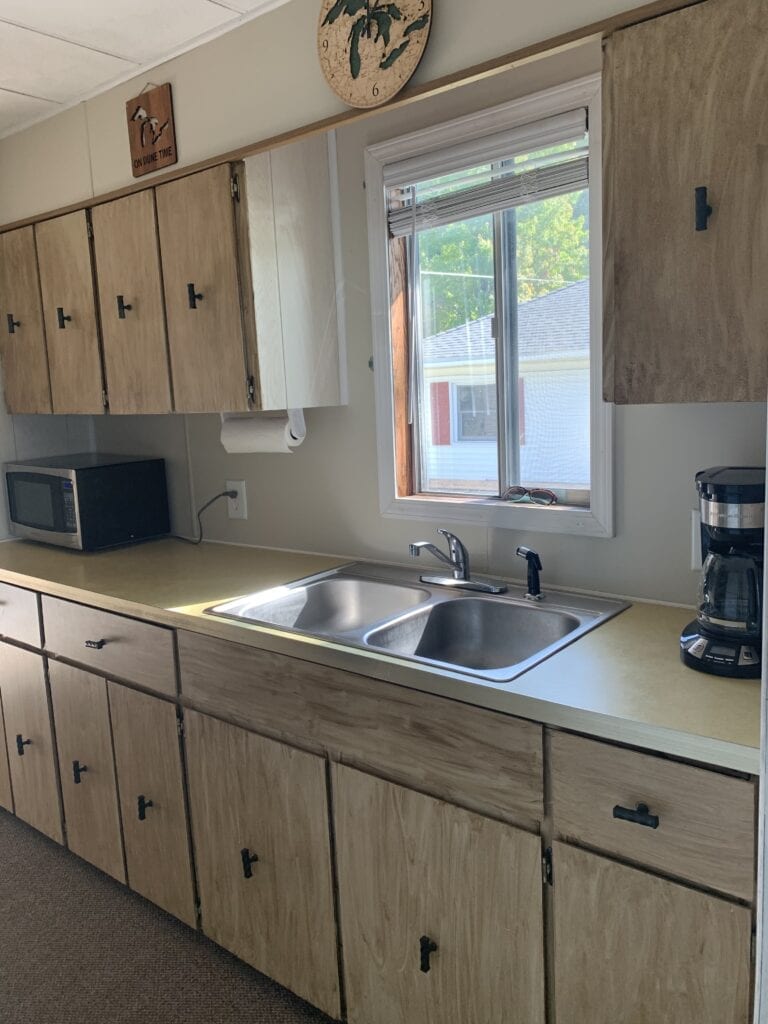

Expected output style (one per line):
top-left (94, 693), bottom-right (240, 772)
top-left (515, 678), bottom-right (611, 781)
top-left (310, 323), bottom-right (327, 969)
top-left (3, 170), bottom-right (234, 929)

top-left (230, 174), bottom-right (240, 201)
top-left (542, 847), bottom-right (553, 886)
top-left (101, 388), bottom-right (109, 409)
top-left (177, 717), bottom-right (185, 738)
top-left (86, 220), bottom-right (93, 240)
top-left (246, 375), bottom-right (255, 403)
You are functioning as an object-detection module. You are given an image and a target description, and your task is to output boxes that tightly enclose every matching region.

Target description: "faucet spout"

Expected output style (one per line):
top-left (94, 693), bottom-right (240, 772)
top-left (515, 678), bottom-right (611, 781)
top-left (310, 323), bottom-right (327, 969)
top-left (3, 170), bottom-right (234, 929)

top-left (408, 530), bottom-right (506, 594)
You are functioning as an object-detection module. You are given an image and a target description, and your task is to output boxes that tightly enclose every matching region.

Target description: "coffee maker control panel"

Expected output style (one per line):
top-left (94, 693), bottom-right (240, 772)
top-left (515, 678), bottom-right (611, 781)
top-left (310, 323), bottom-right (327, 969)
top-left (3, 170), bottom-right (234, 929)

top-left (681, 628), bottom-right (760, 677)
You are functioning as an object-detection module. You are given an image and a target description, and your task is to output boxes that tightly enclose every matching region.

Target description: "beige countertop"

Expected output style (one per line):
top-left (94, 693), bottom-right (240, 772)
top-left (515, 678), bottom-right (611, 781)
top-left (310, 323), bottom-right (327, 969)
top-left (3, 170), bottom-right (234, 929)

top-left (0, 538), bottom-right (759, 774)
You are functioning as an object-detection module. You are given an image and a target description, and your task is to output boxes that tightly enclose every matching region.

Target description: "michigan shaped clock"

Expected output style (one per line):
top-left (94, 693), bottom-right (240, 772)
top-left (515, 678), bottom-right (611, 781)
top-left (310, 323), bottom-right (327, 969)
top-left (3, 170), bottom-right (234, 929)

top-left (318, 0), bottom-right (432, 109)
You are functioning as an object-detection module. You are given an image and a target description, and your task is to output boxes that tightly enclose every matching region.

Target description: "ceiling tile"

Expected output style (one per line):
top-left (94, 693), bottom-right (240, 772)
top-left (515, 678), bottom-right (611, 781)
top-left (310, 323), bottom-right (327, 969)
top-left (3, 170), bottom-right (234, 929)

top-left (0, 89), bottom-right (60, 135)
top-left (0, 0), bottom-right (238, 63)
top-left (0, 23), bottom-right (136, 102)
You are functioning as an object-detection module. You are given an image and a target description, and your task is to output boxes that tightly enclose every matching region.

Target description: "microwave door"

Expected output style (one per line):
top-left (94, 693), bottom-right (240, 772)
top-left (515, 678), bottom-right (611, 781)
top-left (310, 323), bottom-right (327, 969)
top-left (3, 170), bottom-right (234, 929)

top-left (6, 472), bottom-right (82, 548)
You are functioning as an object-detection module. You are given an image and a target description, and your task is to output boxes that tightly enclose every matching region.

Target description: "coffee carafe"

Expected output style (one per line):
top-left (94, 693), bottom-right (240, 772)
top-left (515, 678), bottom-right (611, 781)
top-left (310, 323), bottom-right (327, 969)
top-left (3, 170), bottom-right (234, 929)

top-left (681, 467), bottom-right (765, 678)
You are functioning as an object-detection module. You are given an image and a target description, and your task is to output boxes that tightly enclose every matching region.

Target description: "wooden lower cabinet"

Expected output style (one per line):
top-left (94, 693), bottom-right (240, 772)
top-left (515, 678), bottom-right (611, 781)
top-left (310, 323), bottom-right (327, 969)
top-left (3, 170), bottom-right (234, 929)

top-left (184, 711), bottom-right (340, 1018)
top-left (108, 683), bottom-right (196, 926)
top-left (0, 643), bottom-right (61, 842)
top-left (333, 764), bottom-right (545, 1024)
top-left (552, 842), bottom-right (752, 1024)
top-left (49, 662), bottom-right (124, 881)
top-left (0, 691), bottom-right (14, 812)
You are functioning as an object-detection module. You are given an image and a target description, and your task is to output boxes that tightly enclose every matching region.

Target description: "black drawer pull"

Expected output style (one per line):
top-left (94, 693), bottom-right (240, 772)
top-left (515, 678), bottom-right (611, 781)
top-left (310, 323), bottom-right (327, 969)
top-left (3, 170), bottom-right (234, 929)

top-left (612, 802), bottom-right (659, 829)
top-left (137, 795), bottom-right (153, 821)
top-left (116, 294), bottom-right (133, 319)
top-left (187, 283), bottom-right (203, 309)
top-left (695, 186), bottom-right (713, 231)
top-left (85, 639), bottom-right (106, 650)
top-left (419, 935), bottom-right (438, 973)
top-left (15, 734), bottom-right (31, 756)
top-left (56, 307), bottom-right (72, 329)
top-left (7, 313), bottom-right (20, 334)
top-left (72, 760), bottom-right (88, 784)
top-left (241, 847), bottom-right (259, 879)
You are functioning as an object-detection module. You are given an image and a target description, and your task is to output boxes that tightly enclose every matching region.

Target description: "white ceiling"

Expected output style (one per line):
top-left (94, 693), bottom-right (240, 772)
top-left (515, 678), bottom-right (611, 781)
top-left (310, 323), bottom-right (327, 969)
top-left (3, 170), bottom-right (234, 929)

top-left (0, 0), bottom-right (290, 137)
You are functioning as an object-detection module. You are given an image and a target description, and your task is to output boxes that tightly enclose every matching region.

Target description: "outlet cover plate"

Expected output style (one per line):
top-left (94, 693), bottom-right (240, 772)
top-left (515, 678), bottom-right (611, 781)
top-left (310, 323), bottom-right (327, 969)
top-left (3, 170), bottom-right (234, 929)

top-left (227, 480), bottom-right (247, 520)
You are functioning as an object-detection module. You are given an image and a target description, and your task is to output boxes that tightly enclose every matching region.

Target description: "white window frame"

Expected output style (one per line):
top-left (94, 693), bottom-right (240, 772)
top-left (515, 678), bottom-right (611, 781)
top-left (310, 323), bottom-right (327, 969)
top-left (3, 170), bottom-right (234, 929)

top-left (364, 73), bottom-right (613, 538)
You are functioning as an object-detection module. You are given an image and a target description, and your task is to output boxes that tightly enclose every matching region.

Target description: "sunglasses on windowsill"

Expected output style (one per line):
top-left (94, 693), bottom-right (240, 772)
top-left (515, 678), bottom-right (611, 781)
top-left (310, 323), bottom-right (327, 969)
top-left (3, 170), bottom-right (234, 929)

top-left (501, 486), bottom-right (558, 506)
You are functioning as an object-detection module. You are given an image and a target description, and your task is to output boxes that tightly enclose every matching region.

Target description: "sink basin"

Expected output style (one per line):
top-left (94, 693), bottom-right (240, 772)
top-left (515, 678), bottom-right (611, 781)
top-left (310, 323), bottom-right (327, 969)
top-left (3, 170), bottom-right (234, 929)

top-left (365, 598), bottom-right (582, 672)
top-left (206, 562), bottom-right (628, 685)
top-left (209, 576), bottom-right (430, 634)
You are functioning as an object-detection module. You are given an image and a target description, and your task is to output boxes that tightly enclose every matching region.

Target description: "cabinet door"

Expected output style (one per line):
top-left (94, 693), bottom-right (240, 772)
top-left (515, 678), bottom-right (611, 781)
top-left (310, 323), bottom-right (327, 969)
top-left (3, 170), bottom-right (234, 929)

top-left (92, 191), bottom-right (172, 414)
top-left (552, 842), bottom-right (751, 1024)
top-left (334, 764), bottom-right (545, 1024)
top-left (0, 226), bottom-right (52, 413)
top-left (49, 662), bottom-right (124, 881)
top-left (185, 711), bottom-right (339, 1018)
top-left (0, 691), bottom-right (13, 812)
top-left (35, 211), bottom-right (104, 413)
top-left (108, 682), bottom-right (195, 926)
top-left (155, 165), bottom-right (252, 412)
top-left (0, 643), bottom-right (61, 842)
top-left (604, 0), bottom-right (768, 403)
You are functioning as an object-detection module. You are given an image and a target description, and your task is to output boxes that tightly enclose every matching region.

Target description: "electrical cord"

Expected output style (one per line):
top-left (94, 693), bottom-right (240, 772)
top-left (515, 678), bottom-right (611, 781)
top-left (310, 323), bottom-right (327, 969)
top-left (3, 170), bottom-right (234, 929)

top-left (179, 489), bottom-right (238, 546)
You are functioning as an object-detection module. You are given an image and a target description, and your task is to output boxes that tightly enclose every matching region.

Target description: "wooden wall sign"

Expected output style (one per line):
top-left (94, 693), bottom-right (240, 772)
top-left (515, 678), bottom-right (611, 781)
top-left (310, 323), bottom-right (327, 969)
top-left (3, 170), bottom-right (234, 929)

top-left (126, 83), bottom-right (177, 179)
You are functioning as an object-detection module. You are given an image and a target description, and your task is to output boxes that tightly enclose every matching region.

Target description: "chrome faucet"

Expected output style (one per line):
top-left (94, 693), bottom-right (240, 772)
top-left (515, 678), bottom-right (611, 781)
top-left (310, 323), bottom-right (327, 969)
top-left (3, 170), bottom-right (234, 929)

top-left (409, 529), bottom-right (507, 594)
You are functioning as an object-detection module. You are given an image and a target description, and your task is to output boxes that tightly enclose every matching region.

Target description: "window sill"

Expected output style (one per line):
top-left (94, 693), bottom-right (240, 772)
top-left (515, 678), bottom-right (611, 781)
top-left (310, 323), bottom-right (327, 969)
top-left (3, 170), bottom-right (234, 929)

top-left (381, 493), bottom-right (613, 537)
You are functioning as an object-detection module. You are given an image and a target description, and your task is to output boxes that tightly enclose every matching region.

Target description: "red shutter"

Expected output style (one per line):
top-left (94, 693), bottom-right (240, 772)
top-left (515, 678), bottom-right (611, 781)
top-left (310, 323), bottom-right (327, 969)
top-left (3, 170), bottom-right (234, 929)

top-left (518, 377), bottom-right (526, 446)
top-left (430, 381), bottom-right (451, 445)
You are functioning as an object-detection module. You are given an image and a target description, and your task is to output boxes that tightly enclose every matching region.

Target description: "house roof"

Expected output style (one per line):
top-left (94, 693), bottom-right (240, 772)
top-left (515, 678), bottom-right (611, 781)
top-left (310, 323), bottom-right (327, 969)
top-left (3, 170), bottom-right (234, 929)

top-left (422, 278), bottom-right (589, 365)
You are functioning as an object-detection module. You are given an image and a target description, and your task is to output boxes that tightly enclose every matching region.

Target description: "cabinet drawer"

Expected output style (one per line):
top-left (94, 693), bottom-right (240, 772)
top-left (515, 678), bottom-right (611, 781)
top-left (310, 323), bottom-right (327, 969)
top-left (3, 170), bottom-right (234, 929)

top-left (550, 731), bottom-right (755, 900)
top-left (42, 596), bottom-right (175, 696)
top-left (0, 582), bottom-right (40, 647)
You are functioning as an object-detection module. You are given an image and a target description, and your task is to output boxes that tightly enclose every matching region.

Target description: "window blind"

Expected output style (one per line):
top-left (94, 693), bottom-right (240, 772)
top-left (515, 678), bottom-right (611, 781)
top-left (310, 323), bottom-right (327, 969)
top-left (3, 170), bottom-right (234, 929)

top-left (387, 108), bottom-right (589, 239)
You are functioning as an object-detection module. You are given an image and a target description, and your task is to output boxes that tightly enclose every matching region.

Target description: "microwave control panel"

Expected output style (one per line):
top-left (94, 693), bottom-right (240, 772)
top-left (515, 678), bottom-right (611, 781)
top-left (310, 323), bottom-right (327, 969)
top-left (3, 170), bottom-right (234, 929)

top-left (62, 480), bottom-right (77, 531)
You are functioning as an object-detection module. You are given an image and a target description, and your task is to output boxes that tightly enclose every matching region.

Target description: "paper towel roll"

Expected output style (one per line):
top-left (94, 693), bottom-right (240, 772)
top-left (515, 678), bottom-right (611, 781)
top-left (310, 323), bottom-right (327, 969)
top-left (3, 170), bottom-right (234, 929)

top-left (220, 410), bottom-right (306, 454)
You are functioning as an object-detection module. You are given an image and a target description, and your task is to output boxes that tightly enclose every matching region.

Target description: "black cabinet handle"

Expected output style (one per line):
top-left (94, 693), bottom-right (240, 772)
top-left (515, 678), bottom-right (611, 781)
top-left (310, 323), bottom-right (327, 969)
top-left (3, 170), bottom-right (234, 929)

top-left (137, 795), bottom-right (153, 821)
top-left (612, 802), bottom-right (659, 829)
top-left (695, 186), bottom-right (713, 231)
top-left (419, 935), bottom-right (438, 973)
top-left (187, 283), bottom-right (203, 309)
top-left (15, 734), bottom-right (31, 756)
top-left (6, 313), bottom-right (20, 334)
top-left (72, 760), bottom-right (88, 784)
top-left (85, 639), bottom-right (106, 650)
top-left (116, 295), bottom-right (133, 319)
top-left (241, 847), bottom-right (259, 879)
top-left (56, 307), bottom-right (72, 329)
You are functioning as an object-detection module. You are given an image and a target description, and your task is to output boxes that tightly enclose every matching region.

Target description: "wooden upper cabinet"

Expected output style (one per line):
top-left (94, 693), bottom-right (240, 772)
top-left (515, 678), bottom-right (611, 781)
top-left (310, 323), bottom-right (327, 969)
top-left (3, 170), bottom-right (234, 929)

top-left (155, 164), bottom-right (255, 413)
top-left (49, 662), bottom-right (125, 882)
top-left (0, 642), bottom-right (62, 843)
top-left (91, 192), bottom-right (172, 414)
top-left (604, 0), bottom-right (768, 404)
top-left (334, 764), bottom-right (545, 1024)
top-left (185, 710), bottom-right (340, 1018)
top-left (0, 227), bottom-right (52, 413)
top-left (552, 842), bottom-right (752, 1024)
top-left (35, 211), bottom-right (104, 414)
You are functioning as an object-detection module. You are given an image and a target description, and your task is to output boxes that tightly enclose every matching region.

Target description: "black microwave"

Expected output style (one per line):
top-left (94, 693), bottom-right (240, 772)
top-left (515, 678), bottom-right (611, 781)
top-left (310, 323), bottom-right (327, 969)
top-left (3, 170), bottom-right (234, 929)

top-left (4, 454), bottom-right (170, 551)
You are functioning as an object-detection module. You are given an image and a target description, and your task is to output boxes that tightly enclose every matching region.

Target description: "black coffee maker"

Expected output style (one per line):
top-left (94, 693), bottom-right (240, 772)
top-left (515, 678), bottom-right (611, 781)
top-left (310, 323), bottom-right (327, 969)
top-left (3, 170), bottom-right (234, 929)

top-left (680, 466), bottom-right (765, 678)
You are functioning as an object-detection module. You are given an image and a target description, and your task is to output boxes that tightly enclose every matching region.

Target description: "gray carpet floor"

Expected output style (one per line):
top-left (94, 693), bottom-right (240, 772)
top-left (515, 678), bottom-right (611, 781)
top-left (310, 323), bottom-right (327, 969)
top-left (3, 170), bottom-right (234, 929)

top-left (0, 809), bottom-right (335, 1023)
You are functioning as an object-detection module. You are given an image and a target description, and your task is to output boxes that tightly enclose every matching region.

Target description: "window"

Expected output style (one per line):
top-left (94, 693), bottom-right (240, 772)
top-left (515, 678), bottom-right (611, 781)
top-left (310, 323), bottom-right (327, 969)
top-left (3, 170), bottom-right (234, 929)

top-left (366, 75), bottom-right (613, 537)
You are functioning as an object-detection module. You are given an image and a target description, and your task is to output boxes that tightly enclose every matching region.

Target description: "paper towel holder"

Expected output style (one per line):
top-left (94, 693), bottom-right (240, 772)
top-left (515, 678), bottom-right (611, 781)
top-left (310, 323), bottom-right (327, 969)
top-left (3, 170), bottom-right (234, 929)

top-left (219, 409), bottom-right (306, 454)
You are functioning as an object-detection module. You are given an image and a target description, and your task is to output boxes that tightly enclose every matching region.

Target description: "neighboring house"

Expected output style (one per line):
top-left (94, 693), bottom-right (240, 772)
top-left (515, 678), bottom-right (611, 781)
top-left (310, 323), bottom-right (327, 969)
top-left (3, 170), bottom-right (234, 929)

top-left (420, 278), bottom-right (591, 492)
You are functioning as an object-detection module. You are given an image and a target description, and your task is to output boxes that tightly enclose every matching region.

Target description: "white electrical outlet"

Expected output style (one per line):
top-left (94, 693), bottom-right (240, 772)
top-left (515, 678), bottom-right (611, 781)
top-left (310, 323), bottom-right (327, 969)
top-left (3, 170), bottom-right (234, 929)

top-left (690, 508), bottom-right (702, 570)
top-left (226, 480), bottom-right (247, 520)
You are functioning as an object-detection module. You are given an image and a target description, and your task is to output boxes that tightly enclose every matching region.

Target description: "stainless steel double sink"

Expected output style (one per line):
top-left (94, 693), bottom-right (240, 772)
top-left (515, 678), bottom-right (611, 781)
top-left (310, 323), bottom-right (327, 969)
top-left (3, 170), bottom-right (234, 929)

top-left (206, 563), bottom-right (629, 684)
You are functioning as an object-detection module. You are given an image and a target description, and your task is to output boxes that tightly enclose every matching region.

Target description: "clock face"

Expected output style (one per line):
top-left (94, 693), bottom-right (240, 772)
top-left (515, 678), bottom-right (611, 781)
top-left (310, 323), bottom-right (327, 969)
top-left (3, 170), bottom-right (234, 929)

top-left (317, 0), bottom-right (432, 109)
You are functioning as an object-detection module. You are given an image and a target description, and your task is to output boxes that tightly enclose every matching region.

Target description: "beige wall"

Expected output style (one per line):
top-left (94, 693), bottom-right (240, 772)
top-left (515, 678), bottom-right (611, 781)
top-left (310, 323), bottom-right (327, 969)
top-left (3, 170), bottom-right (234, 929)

top-left (1, 3), bottom-right (765, 605)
